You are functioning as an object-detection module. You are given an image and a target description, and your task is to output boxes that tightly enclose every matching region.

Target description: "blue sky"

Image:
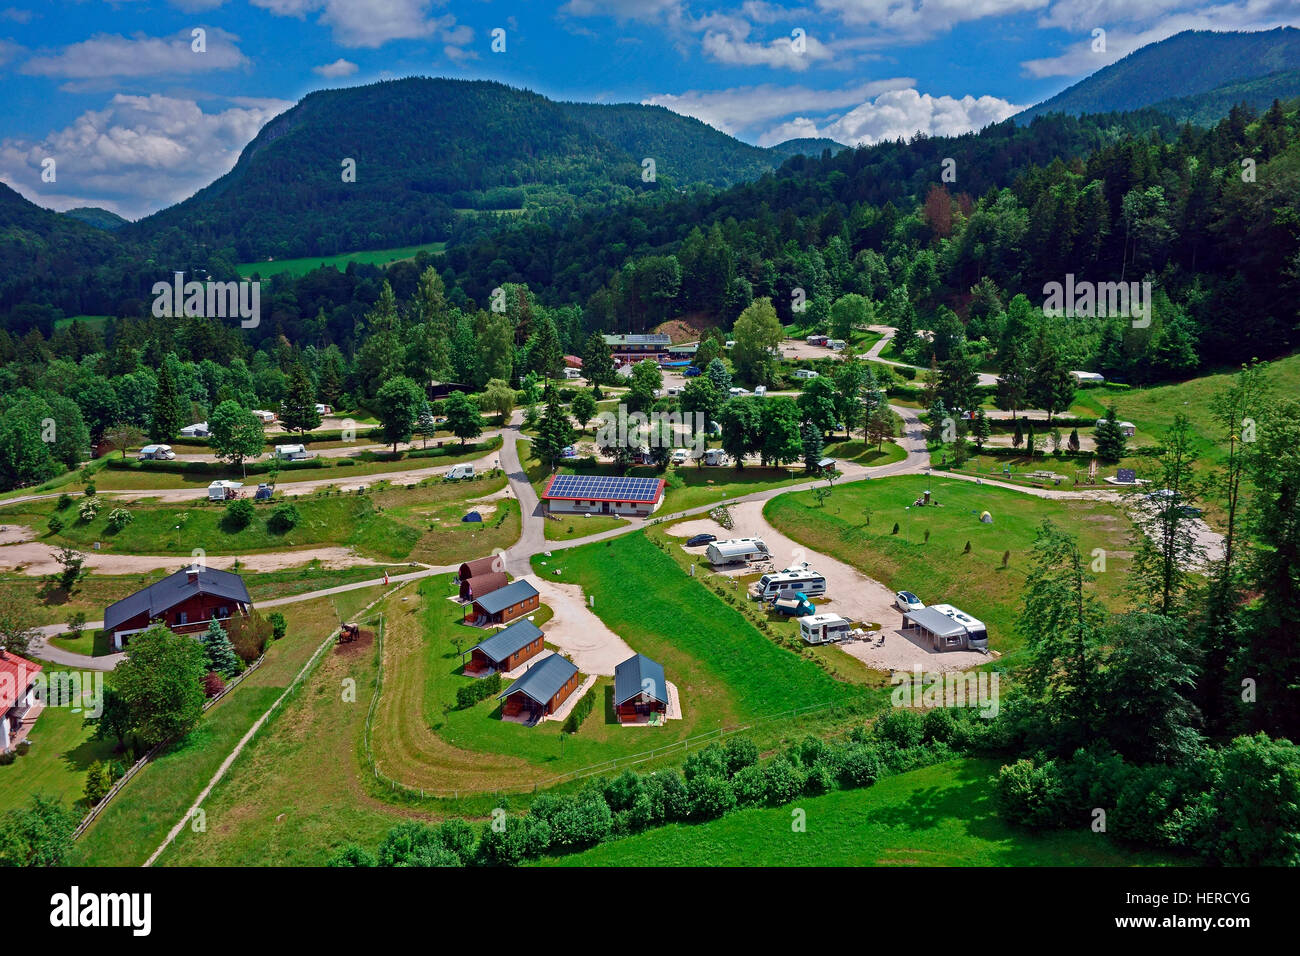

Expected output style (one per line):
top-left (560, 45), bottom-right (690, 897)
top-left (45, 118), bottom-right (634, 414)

top-left (2, 1), bottom-right (1299, 218)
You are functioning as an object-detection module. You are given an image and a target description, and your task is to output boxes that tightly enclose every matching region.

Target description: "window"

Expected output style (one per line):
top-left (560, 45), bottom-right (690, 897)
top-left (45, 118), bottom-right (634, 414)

top-left (177, 611), bottom-right (188, 625)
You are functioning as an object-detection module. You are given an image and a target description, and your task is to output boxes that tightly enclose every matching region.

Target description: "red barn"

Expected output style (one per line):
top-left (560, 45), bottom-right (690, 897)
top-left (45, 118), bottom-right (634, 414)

top-left (104, 566), bottom-right (252, 650)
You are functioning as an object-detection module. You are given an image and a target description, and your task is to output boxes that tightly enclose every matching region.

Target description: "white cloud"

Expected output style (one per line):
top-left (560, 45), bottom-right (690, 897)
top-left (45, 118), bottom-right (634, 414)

top-left (0, 93), bottom-right (292, 219)
top-left (0, 6), bottom-right (34, 22)
top-left (815, 0), bottom-right (1049, 39)
top-left (645, 77), bottom-right (915, 134)
top-left (560, 0), bottom-right (684, 21)
top-left (312, 57), bottom-right (359, 77)
top-left (701, 24), bottom-right (837, 70)
top-left (20, 28), bottom-right (248, 79)
top-left (250, 0), bottom-right (471, 49)
top-left (817, 88), bottom-right (1024, 144)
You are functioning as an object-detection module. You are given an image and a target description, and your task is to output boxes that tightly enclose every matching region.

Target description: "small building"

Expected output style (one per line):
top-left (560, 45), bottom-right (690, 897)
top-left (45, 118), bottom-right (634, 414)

top-left (793, 368), bottom-right (819, 380)
top-left (798, 613), bottom-right (851, 645)
top-left (458, 556), bottom-right (508, 602)
top-left (498, 654), bottom-right (580, 721)
top-left (564, 354), bottom-right (583, 369)
top-left (104, 566), bottom-right (253, 650)
top-left (466, 619), bottom-right (545, 674)
top-left (603, 333), bottom-right (672, 364)
top-left (465, 579), bottom-right (540, 626)
top-left (425, 382), bottom-right (472, 402)
top-left (1096, 418), bottom-right (1137, 437)
top-left (0, 650), bottom-right (42, 753)
top-left (541, 474), bottom-right (666, 517)
top-left (1070, 371), bottom-right (1106, 384)
top-left (179, 422), bottom-right (209, 438)
top-left (273, 443), bottom-right (311, 461)
top-left (614, 653), bottom-right (668, 723)
top-left (816, 457), bottom-right (837, 472)
top-left (706, 537), bottom-right (770, 565)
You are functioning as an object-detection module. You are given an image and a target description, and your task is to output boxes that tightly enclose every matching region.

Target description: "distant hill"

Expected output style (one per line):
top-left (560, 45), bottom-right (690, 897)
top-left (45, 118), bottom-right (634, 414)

top-left (61, 206), bottom-right (130, 231)
top-left (1148, 69), bottom-right (1300, 126)
top-left (1017, 28), bottom-right (1300, 124)
top-left (124, 78), bottom-right (813, 263)
top-left (768, 137), bottom-right (849, 159)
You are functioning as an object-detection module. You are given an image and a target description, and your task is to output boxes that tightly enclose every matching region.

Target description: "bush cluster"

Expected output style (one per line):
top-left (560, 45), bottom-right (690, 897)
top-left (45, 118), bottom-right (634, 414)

top-left (455, 672), bottom-right (503, 709)
top-left (562, 688), bottom-right (595, 733)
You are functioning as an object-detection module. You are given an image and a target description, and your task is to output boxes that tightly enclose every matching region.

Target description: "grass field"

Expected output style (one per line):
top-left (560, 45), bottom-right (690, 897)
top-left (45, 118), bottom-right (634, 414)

top-left (53, 314), bottom-right (111, 332)
top-left (77, 587), bottom-right (382, 866)
top-left (541, 757), bottom-right (1175, 866)
top-left (764, 475), bottom-right (1138, 659)
top-left (7, 475), bottom-right (511, 563)
top-left (0, 691), bottom-right (117, 815)
top-left (823, 438), bottom-right (907, 466)
top-left (235, 242), bottom-right (447, 280)
top-left (543, 514), bottom-right (629, 540)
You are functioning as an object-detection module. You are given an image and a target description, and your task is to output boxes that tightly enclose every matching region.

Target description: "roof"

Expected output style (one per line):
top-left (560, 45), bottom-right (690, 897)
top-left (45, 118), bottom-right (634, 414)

top-left (543, 474), bottom-right (665, 504)
top-left (472, 619), bottom-right (544, 664)
top-left (797, 613), bottom-right (848, 626)
top-left (459, 556), bottom-right (500, 578)
top-left (603, 333), bottom-right (671, 347)
top-left (464, 571), bottom-right (507, 598)
top-left (0, 651), bottom-right (41, 710)
top-left (473, 579), bottom-right (539, 615)
top-left (104, 566), bottom-right (251, 633)
top-left (903, 606), bottom-right (967, 638)
top-left (499, 653), bottom-right (578, 705)
top-left (708, 538), bottom-right (769, 556)
top-left (614, 653), bottom-right (667, 706)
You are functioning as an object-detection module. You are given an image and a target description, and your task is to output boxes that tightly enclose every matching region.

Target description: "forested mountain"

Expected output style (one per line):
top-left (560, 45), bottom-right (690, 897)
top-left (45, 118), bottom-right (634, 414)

top-left (1149, 69), bottom-right (1300, 126)
top-left (768, 137), bottom-right (849, 159)
top-left (61, 206), bottom-right (129, 231)
top-left (1017, 28), bottom-right (1300, 123)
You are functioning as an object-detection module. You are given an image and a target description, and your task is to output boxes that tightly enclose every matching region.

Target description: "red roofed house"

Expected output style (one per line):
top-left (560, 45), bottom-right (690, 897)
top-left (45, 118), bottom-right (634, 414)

top-left (0, 650), bottom-right (42, 753)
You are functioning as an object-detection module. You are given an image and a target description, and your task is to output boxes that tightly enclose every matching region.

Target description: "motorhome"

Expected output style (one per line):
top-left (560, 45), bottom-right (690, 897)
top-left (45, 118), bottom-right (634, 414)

top-left (445, 463), bottom-right (475, 481)
top-left (703, 448), bottom-right (728, 466)
top-left (902, 602), bottom-right (989, 652)
top-left (563, 368), bottom-right (583, 380)
top-left (826, 339), bottom-right (846, 351)
top-left (138, 444), bottom-right (175, 461)
top-left (273, 444), bottom-right (311, 461)
top-left (798, 613), bottom-right (851, 645)
top-left (207, 480), bottom-right (243, 501)
top-left (930, 604), bottom-right (988, 649)
top-left (705, 538), bottom-right (770, 565)
top-left (671, 448), bottom-right (690, 465)
top-left (753, 385), bottom-right (766, 398)
top-left (750, 567), bottom-right (828, 601)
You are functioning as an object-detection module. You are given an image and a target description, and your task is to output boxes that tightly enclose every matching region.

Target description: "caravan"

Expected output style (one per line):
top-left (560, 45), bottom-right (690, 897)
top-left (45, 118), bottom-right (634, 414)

top-left (798, 613), bottom-right (851, 645)
top-left (750, 567), bottom-right (828, 601)
top-left (705, 538), bottom-right (770, 566)
top-left (703, 448), bottom-right (728, 466)
top-left (138, 444), bottom-right (175, 461)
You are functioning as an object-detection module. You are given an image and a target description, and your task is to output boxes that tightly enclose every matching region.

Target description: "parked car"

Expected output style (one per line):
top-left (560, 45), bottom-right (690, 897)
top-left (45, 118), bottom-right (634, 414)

top-left (671, 448), bottom-right (690, 465)
top-left (753, 385), bottom-right (767, 398)
top-left (684, 366), bottom-right (702, 377)
top-left (686, 533), bottom-right (717, 547)
top-left (895, 590), bottom-right (925, 612)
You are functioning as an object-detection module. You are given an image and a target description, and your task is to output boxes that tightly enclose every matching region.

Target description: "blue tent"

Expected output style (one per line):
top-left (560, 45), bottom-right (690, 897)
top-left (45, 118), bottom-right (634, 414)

top-left (462, 511), bottom-right (483, 523)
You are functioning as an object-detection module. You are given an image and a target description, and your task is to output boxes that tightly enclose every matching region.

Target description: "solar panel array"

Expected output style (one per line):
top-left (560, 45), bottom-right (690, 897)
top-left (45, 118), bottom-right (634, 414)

top-left (546, 474), bottom-right (662, 502)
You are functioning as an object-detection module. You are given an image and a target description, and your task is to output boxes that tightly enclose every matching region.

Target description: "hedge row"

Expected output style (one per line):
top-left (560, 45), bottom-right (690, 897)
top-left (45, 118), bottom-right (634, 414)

top-left (105, 437), bottom-right (502, 476)
top-left (456, 672), bottom-right (502, 709)
top-left (562, 688), bottom-right (595, 733)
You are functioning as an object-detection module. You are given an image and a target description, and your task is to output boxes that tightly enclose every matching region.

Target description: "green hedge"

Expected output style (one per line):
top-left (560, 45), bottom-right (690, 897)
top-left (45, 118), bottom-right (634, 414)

top-left (106, 437), bottom-right (502, 476)
top-left (562, 686), bottom-right (595, 733)
top-left (456, 672), bottom-right (502, 709)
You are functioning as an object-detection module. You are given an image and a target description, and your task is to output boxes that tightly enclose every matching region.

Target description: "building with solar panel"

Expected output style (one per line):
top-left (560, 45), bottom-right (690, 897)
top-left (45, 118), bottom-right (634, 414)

top-left (541, 474), bottom-right (666, 517)
top-left (602, 333), bottom-right (672, 364)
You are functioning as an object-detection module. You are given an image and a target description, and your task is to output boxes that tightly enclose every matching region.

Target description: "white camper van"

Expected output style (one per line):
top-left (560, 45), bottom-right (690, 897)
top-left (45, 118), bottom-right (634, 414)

top-left (751, 567), bottom-right (828, 601)
top-left (798, 613), bottom-right (851, 645)
top-left (703, 448), bottom-right (728, 466)
top-left (705, 537), bottom-right (770, 565)
top-left (444, 463), bottom-right (475, 481)
top-left (929, 603), bottom-right (988, 650)
top-left (138, 444), bottom-right (175, 461)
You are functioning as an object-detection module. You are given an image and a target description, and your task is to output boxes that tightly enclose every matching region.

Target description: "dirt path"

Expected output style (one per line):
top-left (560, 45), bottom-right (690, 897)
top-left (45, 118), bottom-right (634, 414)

top-left (527, 576), bottom-right (635, 675)
top-left (0, 542), bottom-right (387, 576)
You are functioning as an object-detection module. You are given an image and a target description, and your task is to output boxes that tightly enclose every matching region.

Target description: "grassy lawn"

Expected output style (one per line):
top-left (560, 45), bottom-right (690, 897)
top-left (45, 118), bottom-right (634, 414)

top-left (235, 241), bottom-right (447, 280)
top-left (77, 587), bottom-right (383, 866)
top-left (543, 514), bottom-right (629, 540)
top-left (763, 475), bottom-right (1138, 660)
top-left (540, 757), bottom-right (1176, 866)
top-left (0, 692), bottom-right (118, 815)
top-left (824, 438), bottom-right (907, 466)
top-left (7, 475), bottom-right (510, 563)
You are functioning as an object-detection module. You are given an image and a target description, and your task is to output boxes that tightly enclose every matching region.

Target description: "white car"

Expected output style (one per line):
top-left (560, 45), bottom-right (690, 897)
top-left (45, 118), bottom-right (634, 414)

top-left (895, 591), bottom-right (925, 613)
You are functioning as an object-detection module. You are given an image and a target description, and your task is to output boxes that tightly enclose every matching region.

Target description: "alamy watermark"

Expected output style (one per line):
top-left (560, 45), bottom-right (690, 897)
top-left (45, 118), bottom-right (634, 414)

top-left (890, 667), bottom-right (1000, 718)
top-left (151, 271), bottom-right (260, 328)
top-left (1042, 273), bottom-right (1152, 328)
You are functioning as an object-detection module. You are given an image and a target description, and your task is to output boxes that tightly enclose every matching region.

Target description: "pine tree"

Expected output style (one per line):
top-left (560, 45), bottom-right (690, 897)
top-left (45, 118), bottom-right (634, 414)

top-left (801, 420), bottom-right (824, 473)
top-left (201, 617), bottom-right (242, 678)
top-left (280, 362), bottom-right (321, 436)
top-left (1094, 404), bottom-right (1128, 460)
top-left (582, 332), bottom-right (615, 387)
top-left (149, 361), bottom-right (184, 442)
top-left (534, 386), bottom-right (576, 468)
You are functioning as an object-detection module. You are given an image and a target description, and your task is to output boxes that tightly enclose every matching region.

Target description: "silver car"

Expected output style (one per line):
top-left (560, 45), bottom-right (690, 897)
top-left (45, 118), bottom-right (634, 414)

top-left (895, 591), bottom-right (924, 612)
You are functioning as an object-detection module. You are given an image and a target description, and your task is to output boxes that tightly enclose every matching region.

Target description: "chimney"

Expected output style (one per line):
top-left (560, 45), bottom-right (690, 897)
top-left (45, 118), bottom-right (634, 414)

top-left (187, 564), bottom-right (200, 584)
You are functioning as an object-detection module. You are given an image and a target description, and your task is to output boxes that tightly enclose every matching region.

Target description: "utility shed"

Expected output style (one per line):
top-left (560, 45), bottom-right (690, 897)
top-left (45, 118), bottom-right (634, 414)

top-left (467, 619), bottom-right (544, 674)
top-left (613, 653), bottom-right (668, 724)
top-left (902, 606), bottom-right (969, 652)
top-left (498, 654), bottom-right (580, 721)
top-left (458, 556), bottom-right (507, 601)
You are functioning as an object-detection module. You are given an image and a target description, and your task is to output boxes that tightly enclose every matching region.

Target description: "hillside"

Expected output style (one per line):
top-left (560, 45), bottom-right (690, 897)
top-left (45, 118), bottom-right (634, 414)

top-left (1149, 69), bottom-right (1300, 126)
top-left (1017, 27), bottom-right (1300, 123)
top-left (60, 206), bottom-right (130, 231)
top-left (768, 137), bottom-right (849, 159)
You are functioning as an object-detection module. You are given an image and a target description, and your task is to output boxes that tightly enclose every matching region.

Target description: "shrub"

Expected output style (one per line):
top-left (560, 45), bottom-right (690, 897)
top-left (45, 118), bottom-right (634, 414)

top-left (105, 508), bottom-right (133, 533)
top-left (723, 736), bottom-right (759, 774)
top-left (804, 760), bottom-right (837, 796)
top-left (267, 503), bottom-right (301, 533)
top-left (683, 743), bottom-right (728, 781)
top-left (873, 709), bottom-right (925, 749)
top-left (549, 795), bottom-right (613, 849)
top-left (268, 612), bottom-right (287, 640)
top-left (688, 774), bottom-right (736, 820)
top-left (763, 756), bottom-right (806, 806)
top-left (78, 498), bottom-right (100, 523)
top-left (731, 764), bottom-right (768, 806)
top-left (0, 751), bottom-right (14, 766)
top-left (922, 707), bottom-right (957, 744)
top-left (562, 686), bottom-right (595, 733)
top-left (224, 498), bottom-right (255, 530)
top-left (992, 758), bottom-right (1069, 828)
top-left (227, 613), bottom-right (273, 663)
top-left (83, 761), bottom-right (113, 805)
top-left (327, 844), bottom-right (377, 867)
top-left (56, 493), bottom-right (73, 510)
top-left (83, 484), bottom-right (96, 496)
top-left (46, 515), bottom-right (64, 535)
top-left (839, 744), bottom-right (884, 788)
top-left (203, 671), bottom-right (226, 698)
